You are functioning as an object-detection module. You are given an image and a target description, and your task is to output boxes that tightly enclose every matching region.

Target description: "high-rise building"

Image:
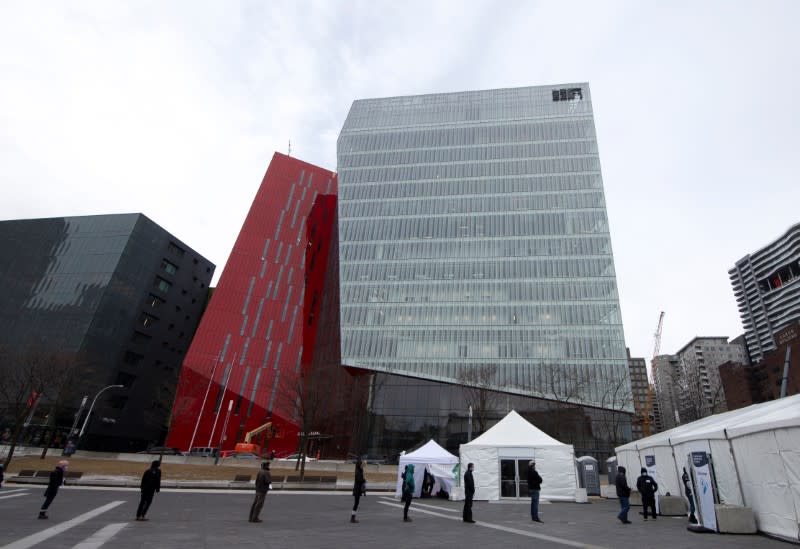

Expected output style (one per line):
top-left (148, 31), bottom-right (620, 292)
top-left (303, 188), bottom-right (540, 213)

top-left (166, 154), bottom-right (368, 456)
top-left (674, 336), bottom-right (748, 423)
top-left (729, 222), bottom-right (800, 362)
top-left (626, 349), bottom-right (650, 439)
top-left (652, 354), bottom-right (681, 430)
top-left (0, 214), bottom-right (213, 450)
top-left (337, 84), bottom-right (632, 459)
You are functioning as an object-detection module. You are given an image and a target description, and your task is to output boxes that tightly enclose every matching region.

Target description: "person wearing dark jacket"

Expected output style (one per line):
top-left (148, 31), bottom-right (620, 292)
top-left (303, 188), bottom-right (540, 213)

top-left (527, 460), bottom-right (543, 522)
top-left (136, 460), bottom-right (162, 521)
top-left (636, 467), bottom-right (658, 520)
top-left (249, 461), bottom-right (272, 523)
top-left (0, 463), bottom-right (4, 488)
top-left (38, 460), bottom-right (68, 519)
top-left (463, 463), bottom-right (476, 523)
top-left (682, 467), bottom-right (697, 524)
top-left (401, 464), bottom-right (415, 522)
top-left (615, 466), bottom-right (632, 524)
top-left (351, 459), bottom-right (366, 523)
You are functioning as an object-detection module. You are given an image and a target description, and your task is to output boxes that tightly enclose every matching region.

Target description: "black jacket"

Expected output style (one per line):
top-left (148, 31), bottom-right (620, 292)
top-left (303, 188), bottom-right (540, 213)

top-left (527, 466), bottom-right (542, 490)
top-left (615, 471), bottom-right (631, 498)
top-left (352, 465), bottom-right (366, 497)
top-left (141, 467), bottom-right (161, 494)
top-left (464, 469), bottom-right (475, 497)
top-left (44, 467), bottom-right (64, 497)
top-left (637, 473), bottom-right (658, 498)
top-left (256, 468), bottom-right (272, 494)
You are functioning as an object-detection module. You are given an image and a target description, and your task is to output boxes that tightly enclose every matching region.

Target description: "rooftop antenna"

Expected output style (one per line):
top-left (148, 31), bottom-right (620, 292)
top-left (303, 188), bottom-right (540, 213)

top-left (288, 140), bottom-right (292, 157)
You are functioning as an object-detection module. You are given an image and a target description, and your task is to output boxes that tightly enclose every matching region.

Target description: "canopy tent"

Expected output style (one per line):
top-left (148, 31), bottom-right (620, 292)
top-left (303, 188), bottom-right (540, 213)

top-left (615, 394), bottom-right (800, 541)
top-left (395, 439), bottom-right (459, 498)
top-left (459, 410), bottom-right (577, 501)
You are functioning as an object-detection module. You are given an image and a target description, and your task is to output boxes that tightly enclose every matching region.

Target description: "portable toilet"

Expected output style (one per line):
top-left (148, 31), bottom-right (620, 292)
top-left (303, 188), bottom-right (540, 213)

top-left (605, 456), bottom-right (617, 485)
top-left (576, 456), bottom-right (600, 496)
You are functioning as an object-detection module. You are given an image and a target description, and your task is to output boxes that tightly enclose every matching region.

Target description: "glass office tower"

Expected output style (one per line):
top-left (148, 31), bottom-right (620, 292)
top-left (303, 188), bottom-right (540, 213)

top-left (337, 85), bottom-right (632, 458)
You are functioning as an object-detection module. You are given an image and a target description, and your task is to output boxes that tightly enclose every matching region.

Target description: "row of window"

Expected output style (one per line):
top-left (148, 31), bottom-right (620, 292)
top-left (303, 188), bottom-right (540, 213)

top-left (340, 190), bottom-right (606, 219)
top-left (340, 235), bottom-right (612, 263)
top-left (338, 139), bottom-right (598, 168)
top-left (340, 211), bottom-right (608, 242)
top-left (341, 279), bottom-right (620, 304)
top-left (342, 256), bottom-right (616, 282)
top-left (340, 303), bottom-right (621, 327)
top-left (339, 174), bottom-right (602, 201)
top-left (339, 156), bottom-right (601, 185)
top-left (341, 106), bottom-right (593, 141)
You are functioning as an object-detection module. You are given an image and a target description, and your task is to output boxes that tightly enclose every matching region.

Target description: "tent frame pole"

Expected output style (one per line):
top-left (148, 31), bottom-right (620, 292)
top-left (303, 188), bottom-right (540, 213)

top-left (724, 428), bottom-right (747, 507)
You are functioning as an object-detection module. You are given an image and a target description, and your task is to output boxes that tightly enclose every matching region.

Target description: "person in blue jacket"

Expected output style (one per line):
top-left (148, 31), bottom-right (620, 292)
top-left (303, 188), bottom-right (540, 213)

top-left (401, 463), bottom-right (415, 522)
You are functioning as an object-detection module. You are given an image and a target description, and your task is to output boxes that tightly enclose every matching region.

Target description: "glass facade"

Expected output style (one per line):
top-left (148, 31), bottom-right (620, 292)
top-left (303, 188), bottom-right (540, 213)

top-left (0, 214), bottom-right (214, 451)
top-left (337, 84), bottom-right (631, 412)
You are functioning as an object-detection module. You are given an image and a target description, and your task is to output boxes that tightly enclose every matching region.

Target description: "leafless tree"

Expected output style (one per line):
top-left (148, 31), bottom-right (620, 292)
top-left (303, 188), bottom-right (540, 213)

top-left (594, 371), bottom-right (635, 449)
top-left (678, 359), bottom-right (727, 423)
top-left (0, 346), bottom-right (81, 467)
top-left (456, 364), bottom-right (501, 435)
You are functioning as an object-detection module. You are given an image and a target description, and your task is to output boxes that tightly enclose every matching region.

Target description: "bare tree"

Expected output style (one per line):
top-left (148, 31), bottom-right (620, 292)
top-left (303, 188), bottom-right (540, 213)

top-left (595, 371), bottom-right (635, 449)
top-left (456, 364), bottom-right (501, 435)
top-left (0, 346), bottom-right (80, 467)
top-left (677, 357), bottom-right (727, 423)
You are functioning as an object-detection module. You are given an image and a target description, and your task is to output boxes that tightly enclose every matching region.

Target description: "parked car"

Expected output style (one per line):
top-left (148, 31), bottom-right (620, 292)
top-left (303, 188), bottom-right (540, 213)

top-left (278, 453), bottom-right (316, 462)
top-left (138, 446), bottom-right (183, 455)
top-left (188, 447), bottom-right (219, 458)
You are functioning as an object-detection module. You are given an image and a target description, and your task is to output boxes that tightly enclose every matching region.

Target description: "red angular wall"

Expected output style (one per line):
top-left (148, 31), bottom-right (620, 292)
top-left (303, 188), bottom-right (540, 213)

top-left (166, 153), bottom-right (339, 456)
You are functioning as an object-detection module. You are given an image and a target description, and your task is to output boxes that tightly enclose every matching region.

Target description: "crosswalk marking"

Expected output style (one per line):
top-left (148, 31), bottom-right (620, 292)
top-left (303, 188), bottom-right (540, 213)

top-left (71, 523), bottom-right (128, 549)
top-left (0, 489), bottom-right (29, 495)
top-left (376, 500), bottom-right (609, 549)
top-left (1, 500), bottom-right (125, 549)
top-left (0, 494), bottom-right (27, 501)
top-left (379, 496), bottom-right (458, 513)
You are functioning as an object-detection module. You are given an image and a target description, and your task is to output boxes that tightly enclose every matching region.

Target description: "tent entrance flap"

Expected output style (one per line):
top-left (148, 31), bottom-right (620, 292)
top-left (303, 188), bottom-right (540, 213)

top-left (500, 459), bottom-right (531, 499)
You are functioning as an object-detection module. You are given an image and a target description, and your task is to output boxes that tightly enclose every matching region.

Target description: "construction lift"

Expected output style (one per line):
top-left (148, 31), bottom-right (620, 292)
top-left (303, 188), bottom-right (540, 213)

top-left (234, 422), bottom-right (273, 455)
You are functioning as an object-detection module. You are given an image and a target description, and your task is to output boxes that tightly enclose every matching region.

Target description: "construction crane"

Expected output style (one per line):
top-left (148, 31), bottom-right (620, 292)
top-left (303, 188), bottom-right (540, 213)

top-left (642, 311), bottom-right (666, 437)
top-left (234, 422), bottom-right (273, 455)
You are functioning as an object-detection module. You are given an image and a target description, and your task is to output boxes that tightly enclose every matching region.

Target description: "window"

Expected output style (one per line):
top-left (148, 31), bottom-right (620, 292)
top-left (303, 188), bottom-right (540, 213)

top-left (161, 259), bottom-right (178, 275)
top-left (131, 331), bottom-right (151, 344)
top-left (148, 294), bottom-right (165, 308)
top-left (168, 242), bottom-right (185, 256)
top-left (140, 313), bottom-right (158, 328)
top-left (155, 278), bottom-right (171, 293)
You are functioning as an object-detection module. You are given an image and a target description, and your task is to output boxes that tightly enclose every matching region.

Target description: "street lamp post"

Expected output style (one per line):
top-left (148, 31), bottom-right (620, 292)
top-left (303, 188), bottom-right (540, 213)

top-left (77, 384), bottom-right (124, 447)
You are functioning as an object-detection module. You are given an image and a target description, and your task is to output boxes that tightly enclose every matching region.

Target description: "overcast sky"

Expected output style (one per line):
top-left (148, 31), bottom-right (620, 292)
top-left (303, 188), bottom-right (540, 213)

top-left (1, 1), bottom-right (798, 362)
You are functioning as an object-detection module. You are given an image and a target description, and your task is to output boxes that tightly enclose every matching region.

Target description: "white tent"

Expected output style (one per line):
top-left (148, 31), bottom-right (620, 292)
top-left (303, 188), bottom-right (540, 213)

top-left (395, 439), bottom-right (459, 498)
top-left (615, 394), bottom-right (800, 541)
top-left (459, 410), bottom-right (577, 501)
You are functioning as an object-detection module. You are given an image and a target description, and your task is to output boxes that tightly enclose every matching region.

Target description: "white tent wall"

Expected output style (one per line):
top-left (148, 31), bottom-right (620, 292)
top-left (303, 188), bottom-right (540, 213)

top-left (395, 440), bottom-right (459, 498)
top-left (730, 427), bottom-right (800, 541)
top-left (535, 445), bottom-right (578, 501)
top-left (460, 446), bottom-right (502, 501)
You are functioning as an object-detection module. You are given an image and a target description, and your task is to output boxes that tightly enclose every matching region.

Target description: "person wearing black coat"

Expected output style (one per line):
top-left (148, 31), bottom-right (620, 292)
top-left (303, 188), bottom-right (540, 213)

top-left (527, 460), bottom-right (543, 522)
top-left (351, 459), bottom-right (366, 523)
top-left (615, 466), bottom-right (632, 524)
top-left (136, 460), bottom-right (162, 521)
top-left (38, 460), bottom-right (68, 519)
top-left (463, 463), bottom-right (476, 523)
top-left (636, 467), bottom-right (659, 520)
top-left (249, 461), bottom-right (272, 523)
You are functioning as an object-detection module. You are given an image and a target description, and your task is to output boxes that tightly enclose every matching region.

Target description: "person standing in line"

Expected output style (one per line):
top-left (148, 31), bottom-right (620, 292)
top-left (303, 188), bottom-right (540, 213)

top-left (350, 458), bottom-right (366, 523)
top-left (615, 466), bottom-right (632, 524)
top-left (527, 460), bottom-right (543, 522)
top-left (249, 461), bottom-right (272, 523)
top-left (38, 460), bottom-right (68, 519)
top-left (401, 463), bottom-right (415, 522)
top-left (636, 467), bottom-right (658, 521)
top-left (463, 462), bottom-right (476, 523)
top-left (682, 467), bottom-right (698, 524)
top-left (0, 464), bottom-right (4, 488)
top-left (136, 460), bottom-right (161, 521)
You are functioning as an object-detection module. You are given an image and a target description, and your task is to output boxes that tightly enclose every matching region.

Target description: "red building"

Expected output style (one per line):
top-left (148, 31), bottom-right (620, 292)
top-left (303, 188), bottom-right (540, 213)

top-left (166, 153), bottom-right (366, 457)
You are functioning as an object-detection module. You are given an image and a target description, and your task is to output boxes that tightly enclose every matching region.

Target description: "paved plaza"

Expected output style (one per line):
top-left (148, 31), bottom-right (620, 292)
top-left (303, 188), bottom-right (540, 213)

top-left (0, 486), bottom-right (792, 549)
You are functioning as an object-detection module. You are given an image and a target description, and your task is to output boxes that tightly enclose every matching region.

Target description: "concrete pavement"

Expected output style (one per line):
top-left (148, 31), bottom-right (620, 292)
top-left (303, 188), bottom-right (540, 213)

top-left (0, 486), bottom-right (791, 549)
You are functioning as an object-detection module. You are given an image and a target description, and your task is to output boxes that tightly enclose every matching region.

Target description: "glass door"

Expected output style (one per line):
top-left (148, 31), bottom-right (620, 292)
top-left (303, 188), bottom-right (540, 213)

top-left (500, 458), bottom-right (530, 498)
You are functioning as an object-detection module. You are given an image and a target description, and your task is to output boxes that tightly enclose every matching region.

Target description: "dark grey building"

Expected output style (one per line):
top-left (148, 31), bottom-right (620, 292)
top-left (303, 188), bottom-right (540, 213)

top-left (337, 84), bottom-right (632, 463)
top-left (0, 214), bottom-right (214, 451)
